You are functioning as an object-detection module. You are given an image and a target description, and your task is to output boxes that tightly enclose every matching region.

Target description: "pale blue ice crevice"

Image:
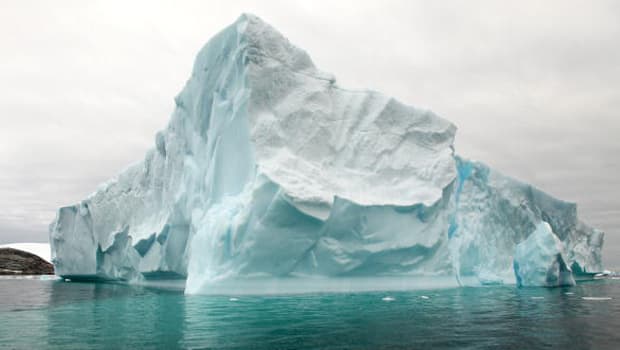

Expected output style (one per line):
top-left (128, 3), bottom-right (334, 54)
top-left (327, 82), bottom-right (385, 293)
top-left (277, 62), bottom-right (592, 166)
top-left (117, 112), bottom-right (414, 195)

top-left (447, 156), bottom-right (473, 286)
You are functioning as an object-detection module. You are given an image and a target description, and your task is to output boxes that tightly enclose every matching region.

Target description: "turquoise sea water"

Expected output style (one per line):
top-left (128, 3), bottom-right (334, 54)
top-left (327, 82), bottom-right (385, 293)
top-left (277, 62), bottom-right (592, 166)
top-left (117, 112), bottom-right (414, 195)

top-left (0, 277), bottom-right (619, 349)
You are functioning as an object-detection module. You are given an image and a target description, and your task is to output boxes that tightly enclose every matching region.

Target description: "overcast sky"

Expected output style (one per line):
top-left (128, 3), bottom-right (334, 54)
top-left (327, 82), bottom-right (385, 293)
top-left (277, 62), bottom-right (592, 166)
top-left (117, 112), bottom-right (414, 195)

top-left (1, 0), bottom-right (618, 266)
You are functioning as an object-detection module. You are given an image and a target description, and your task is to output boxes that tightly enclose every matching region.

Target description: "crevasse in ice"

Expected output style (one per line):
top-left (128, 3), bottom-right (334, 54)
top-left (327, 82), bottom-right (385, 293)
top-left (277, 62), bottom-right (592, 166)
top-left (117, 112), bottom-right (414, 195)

top-left (49, 14), bottom-right (604, 292)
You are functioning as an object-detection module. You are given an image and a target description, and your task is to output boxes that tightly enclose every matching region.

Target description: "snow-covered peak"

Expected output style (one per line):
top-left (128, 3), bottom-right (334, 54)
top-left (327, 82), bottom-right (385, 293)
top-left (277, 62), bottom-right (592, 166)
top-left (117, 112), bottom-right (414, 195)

top-left (238, 13), bottom-right (317, 74)
top-left (182, 13), bottom-right (458, 219)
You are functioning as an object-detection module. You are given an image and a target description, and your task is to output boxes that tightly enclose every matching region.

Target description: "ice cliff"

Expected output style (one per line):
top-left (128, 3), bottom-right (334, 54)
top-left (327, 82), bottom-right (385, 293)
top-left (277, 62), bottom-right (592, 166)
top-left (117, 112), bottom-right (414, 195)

top-left (49, 14), bottom-right (604, 292)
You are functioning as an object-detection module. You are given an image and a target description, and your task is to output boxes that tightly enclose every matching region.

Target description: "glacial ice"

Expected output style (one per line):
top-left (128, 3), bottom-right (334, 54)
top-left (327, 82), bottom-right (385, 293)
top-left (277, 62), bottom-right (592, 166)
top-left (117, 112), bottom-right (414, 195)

top-left (49, 14), bottom-right (604, 292)
top-left (513, 222), bottom-right (575, 287)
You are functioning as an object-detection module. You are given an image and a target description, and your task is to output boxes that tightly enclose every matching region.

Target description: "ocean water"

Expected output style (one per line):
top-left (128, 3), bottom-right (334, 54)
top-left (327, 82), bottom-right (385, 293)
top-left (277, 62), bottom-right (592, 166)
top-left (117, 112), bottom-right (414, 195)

top-left (0, 277), bottom-right (619, 349)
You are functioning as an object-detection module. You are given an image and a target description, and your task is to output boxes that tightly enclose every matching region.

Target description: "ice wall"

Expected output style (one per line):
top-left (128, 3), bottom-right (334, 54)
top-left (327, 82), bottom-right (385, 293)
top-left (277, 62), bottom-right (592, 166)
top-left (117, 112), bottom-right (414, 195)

top-left (448, 158), bottom-right (602, 285)
top-left (49, 14), bottom-right (604, 291)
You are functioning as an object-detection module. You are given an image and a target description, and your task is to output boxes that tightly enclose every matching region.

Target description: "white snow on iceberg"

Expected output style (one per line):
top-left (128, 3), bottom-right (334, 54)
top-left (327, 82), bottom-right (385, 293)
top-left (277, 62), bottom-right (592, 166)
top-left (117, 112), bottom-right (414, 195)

top-left (49, 14), bottom-right (604, 292)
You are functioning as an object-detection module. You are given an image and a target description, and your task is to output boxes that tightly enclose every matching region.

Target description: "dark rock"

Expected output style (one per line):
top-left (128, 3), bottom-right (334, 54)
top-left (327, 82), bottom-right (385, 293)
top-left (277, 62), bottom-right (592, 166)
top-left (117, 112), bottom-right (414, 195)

top-left (0, 248), bottom-right (54, 275)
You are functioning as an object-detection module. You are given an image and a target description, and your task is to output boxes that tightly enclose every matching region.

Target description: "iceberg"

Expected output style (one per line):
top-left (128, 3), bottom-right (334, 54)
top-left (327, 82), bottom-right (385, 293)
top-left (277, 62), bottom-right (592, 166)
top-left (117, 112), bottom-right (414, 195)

top-left (49, 14), bottom-right (604, 292)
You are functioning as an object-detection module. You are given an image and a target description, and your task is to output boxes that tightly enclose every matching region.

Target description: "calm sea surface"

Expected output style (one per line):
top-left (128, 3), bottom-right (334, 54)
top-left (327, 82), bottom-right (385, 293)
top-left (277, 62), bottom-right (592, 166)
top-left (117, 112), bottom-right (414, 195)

top-left (0, 277), bottom-right (619, 349)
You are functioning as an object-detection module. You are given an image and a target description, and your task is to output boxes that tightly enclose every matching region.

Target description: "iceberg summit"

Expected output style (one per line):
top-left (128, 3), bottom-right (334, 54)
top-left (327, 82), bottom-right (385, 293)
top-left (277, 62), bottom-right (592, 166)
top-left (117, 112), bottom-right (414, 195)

top-left (49, 14), bottom-right (603, 292)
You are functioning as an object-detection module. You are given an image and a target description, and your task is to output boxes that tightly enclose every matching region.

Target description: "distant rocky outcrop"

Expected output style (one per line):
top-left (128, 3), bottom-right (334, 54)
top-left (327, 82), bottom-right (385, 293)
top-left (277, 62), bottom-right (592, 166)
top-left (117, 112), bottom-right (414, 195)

top-left (0, 248), bottom-right (54, 275)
